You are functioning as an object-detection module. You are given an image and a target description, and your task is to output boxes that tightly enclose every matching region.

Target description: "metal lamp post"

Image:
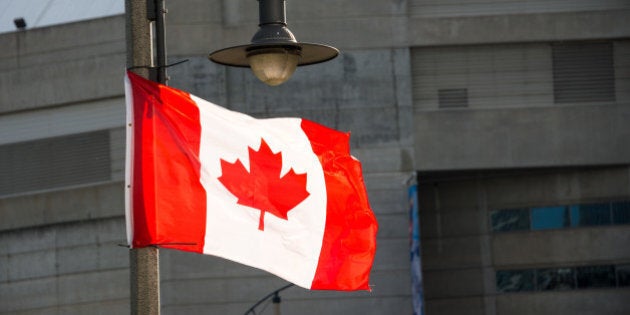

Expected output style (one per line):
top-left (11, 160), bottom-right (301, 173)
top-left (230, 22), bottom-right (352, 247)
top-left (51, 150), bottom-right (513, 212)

top-left (126, 0), bottom-right (167, 314)
top-left (209, 0), bottom-right (339, 86)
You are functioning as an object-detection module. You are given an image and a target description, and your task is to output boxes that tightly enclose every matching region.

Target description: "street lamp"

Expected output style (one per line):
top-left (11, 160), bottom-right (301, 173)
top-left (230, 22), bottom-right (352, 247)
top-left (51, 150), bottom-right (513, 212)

top-left (208, 0), bottom-right (338, 86)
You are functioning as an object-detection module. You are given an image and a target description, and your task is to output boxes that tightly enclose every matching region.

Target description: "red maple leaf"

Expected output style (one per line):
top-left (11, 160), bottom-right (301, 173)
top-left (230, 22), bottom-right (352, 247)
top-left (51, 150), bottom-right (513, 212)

top-left (218, 139), bottom-right (310, 231)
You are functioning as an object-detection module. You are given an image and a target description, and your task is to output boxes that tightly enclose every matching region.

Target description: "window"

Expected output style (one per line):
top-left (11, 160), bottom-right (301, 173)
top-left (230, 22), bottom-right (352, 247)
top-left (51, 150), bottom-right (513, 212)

top-left (491, 200), bottom-right (629, 232)
top-left (612, 201), bottom-right (630, 224)
top-left (531, 206), bottom-right (569, 230)
top-left (576, 265), bottom-right (616, 289)
top-left (617, 265), bottom-right (630, 287)
top-left (537, 267), bottom-right (575, 291)
top-left (496, 269), bottom-right (535, 292)
top-left (552, 41), bottom-right (615, 103)
top-left (497, 264), bottom-right (625, 293)
top-left (0, 130), bottom-right (111, 196)
top-left (491, 208), bottom-right (530, 232)
top-left (570, 203), bottom-right (611, 227)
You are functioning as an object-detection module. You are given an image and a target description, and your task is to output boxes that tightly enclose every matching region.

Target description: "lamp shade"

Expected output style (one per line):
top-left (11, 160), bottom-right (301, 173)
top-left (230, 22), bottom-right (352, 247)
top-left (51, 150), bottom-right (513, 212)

top-left (209, 43), bottom-right (338, 68)
top-left (207, 0), bottom-right (338, 86)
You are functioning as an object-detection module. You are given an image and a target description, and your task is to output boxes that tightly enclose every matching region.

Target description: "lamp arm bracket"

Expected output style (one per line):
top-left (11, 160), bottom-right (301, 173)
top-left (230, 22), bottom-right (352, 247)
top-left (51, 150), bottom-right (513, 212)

top-left (243, 283), bottom-right (295, 315)
top-left (126, 59), bottom-right (190, 82)
top-left (126, 58), bottom-right (189, 71)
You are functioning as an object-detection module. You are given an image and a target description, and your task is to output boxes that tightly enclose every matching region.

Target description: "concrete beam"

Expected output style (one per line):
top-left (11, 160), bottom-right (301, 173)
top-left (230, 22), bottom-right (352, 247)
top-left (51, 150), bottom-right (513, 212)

top-left (409, 10), bottom-right (630, 47)
top-left (414, 104), bottom-right (630, 170)
top-left (0, 182), bottom-right (124, 232)
top-left (493, 226), bottom-right (630, 266)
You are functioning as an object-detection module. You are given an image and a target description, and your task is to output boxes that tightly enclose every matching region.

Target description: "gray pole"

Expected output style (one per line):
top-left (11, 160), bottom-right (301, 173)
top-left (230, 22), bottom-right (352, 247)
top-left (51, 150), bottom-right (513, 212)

top-left (126, 0), bottom-right (161, 314)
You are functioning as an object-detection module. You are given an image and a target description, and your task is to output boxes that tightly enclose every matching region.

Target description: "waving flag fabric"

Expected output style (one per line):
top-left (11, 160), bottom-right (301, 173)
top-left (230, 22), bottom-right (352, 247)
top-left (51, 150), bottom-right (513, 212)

top-left (124, 71), bottom-right (377, 291)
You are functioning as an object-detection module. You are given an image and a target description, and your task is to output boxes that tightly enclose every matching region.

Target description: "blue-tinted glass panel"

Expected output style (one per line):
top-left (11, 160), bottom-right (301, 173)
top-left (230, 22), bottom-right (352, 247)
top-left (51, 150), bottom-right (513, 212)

top-left (531, 206), bottom-right (569, 230)
top-left (491, 208), bottom-right (530, 232)
top-left (612, 201), bottom-right (630, 224)
top-left (570, 203), bottom-right (611, 227)
top-left (537, 267), bottom-right (575, 290)
top-left (576, 265), bottom-right (615, 288)
top-left (618, 264), bottom-right (630, 287)
top-left (496, 269), bottom-right (535, 292)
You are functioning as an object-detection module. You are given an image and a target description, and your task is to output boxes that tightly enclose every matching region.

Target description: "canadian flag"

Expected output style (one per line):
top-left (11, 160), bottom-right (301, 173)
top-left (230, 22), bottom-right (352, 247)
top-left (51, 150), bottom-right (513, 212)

top-left (124, 71), bottom-right (378, 291)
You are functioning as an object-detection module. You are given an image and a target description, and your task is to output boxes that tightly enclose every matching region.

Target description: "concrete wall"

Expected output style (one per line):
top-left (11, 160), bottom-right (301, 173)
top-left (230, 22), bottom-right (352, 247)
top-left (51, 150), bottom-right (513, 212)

top-left (0, 16), bottom-right (125, 114)
top-left (0, 217), bottom-right (128, 314)
top-left (414, 103), bottom-right (630, 170)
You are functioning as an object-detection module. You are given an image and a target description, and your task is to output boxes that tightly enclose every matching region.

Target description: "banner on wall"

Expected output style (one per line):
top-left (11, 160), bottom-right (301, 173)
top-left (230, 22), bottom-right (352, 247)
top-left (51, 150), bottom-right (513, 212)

top-left (408, 177), bottom-right (426, 315)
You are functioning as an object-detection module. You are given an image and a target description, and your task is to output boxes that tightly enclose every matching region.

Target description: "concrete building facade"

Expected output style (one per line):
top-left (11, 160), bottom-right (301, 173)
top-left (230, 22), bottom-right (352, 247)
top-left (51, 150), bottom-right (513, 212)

top-left (1, 0), bottom-right (629, 314)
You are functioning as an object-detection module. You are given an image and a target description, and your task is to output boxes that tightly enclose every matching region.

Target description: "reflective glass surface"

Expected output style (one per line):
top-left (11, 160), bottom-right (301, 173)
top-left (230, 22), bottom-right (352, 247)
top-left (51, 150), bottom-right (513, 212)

top-left (612, 201), bottom-right (630, 224)
top-left (618, 265), bottom-right (630, 287)
top-left (570, 203), bottom-right (611, 227)
top-left (537, 267), bottom-right (575, 290)
top-left (491, 208), bottom-right (530, 232)
top-left (531, 206), bottom-right (569, 230)
top-left (576, 265), bottom-right (616, 288)
top-left (496, 269), bottom-right (535, 292)
top-left (491, 200), bottom-right (630, 233)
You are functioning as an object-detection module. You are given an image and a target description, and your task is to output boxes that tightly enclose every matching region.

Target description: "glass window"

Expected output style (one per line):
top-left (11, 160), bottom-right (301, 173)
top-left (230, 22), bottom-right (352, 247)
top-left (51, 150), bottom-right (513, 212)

top-left (617, 264), bottom-right (630, 287)
top-left (576, 265), bottom-right (616, 289)
top-left (491, 208), bottom-right (530, 232)
top-left (570, 203), bottom-right (611, 227)
top-left (612, 201), bottom-right (630, 225)
top-left (537, 267), bottom-right (575, 291)
top-left (496, 269), bottom-right (535, 292)
top-left (531, 206), bottom-right (569, 230)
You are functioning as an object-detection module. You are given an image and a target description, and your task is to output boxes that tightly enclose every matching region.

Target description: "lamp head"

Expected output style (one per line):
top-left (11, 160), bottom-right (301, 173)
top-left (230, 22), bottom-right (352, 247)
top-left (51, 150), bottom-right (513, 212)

top-left (208, 0), bottom-right (338, 86)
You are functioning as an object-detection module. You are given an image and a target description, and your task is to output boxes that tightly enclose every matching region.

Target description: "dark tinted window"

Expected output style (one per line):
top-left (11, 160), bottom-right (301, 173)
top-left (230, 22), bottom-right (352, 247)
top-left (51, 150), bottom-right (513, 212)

top-left (491, 208), bottom-right (530, 232)
top-left (617, 265), bottom-right (630, 287)
top-left (570, 203), bottom-right (611, 227)
top-left (612, 201), bottom-right (630, 224)
top-left (498, 264), bottom-right (629, 293)
top-left (496, 269), bottom-right (535, 292)
top-left (576, 265), bottom-right (616, 289)
top-left (537, 267), bottom-right (575, 291)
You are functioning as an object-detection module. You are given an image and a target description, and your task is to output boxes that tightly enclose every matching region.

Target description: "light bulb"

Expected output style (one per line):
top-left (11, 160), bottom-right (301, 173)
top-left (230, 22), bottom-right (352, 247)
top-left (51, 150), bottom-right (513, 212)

top-left (247, 48), bottom-right (300, 86)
